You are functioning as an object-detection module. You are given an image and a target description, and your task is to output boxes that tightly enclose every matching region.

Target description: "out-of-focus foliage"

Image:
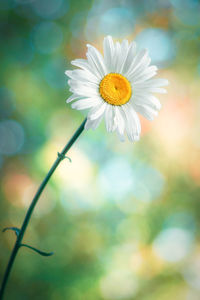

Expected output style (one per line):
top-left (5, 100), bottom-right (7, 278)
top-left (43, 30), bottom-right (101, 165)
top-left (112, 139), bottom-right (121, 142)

top-left (0, 0), bottom-right (200, 299)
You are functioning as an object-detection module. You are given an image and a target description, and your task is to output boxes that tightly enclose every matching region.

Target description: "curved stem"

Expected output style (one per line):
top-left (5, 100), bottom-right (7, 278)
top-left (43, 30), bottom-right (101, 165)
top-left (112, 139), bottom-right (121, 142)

top-left (0, 118), bottom-right (87, 300)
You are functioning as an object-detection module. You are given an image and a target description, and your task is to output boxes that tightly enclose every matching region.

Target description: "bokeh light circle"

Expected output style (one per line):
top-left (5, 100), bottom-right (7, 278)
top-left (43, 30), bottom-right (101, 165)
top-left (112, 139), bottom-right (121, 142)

top-left (100, 270), bottom-right (138, 300)
top-left (153, 228), bottom-right (194, 262)
top-left (0, 87), bottom-right (16, 118)
top-left (98, 158), bottom-right (165, 203)
top-left (31, 0), bottom-right (69, 19)
top-left (99, 7), bottom-right (136, 38)
top-left (98, 157), bottom-right (134, 200)
top-left (43, 58), bottom-right (67, 89)
top-left (32, 21), bottom-right (63, 54)
top-left (10, 37), bottom-right (34, 65)
top-left (0, 120), bottom-right (25, 156)
top-left (136, 28), bottom-right (175, 65)
top-left (70, 11), bottom-right (87, 38)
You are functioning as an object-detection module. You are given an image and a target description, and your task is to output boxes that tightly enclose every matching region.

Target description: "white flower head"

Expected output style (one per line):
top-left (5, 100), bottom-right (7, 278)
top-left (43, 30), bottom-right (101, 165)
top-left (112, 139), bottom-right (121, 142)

top-left (65, 36), bottom-right (168, 142)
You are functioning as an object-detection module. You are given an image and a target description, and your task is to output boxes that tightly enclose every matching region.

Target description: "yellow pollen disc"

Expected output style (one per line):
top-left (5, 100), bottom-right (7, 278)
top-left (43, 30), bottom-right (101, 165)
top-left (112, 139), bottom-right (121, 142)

top-left (99, 73), bottom-right (132, 106)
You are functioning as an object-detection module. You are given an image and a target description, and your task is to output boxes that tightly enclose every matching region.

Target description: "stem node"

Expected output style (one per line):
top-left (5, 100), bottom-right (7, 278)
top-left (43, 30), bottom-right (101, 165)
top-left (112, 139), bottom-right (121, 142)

top-left (57, 152), bottom-right (72, 162)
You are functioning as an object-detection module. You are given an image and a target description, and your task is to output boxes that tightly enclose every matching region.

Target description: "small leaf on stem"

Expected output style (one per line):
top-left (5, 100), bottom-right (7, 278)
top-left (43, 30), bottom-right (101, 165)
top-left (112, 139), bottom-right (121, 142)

top-left (2, 227), bottom-right (20, 237)
top-left (20, 243), bottom-right (54, 257)
top-left (57, 152), bottom-right (72, 162)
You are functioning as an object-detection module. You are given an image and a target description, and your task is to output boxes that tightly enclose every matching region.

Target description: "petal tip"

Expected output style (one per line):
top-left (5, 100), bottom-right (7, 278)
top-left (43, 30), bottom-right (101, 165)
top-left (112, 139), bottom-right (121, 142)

top-left (65, 70), bottom-right (71, 77)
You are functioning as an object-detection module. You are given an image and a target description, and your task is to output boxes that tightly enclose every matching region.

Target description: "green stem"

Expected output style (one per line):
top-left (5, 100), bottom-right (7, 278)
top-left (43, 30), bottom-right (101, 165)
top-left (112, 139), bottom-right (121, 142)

top-left (0, 118), bottom-right (87, 300)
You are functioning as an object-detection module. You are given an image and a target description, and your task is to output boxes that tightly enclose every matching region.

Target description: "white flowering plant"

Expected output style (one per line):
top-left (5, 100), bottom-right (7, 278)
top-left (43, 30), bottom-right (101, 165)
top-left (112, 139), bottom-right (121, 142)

top-left (0, 36), bottom-right (168, 299)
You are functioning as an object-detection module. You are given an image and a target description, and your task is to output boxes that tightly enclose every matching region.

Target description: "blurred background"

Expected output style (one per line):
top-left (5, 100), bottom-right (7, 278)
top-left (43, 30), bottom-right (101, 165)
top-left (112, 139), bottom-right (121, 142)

top-left (0, 0), bottom-right (200, 299)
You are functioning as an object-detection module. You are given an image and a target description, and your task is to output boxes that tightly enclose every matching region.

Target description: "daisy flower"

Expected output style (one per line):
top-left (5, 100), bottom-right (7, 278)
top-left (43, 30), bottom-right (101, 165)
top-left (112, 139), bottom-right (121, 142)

top-left (65, 36), bottom-right (168, 142)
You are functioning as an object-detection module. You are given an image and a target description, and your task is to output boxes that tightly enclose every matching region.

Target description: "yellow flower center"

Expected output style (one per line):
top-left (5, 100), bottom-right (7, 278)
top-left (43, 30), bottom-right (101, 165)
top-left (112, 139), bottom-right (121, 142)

top-left (99, 73), bottom-right (132, 106)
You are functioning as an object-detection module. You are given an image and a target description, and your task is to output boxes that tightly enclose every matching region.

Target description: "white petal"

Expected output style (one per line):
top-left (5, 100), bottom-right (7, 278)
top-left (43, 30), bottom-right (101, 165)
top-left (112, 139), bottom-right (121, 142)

top-left (116, 39), bottom-right (129, 73)
top-left (68, 79), bottom-right (98, 90)
top-left (104, 105), bottom-right (115, 132)
top-left (133, 94), bottom-right (162, 110)
top-left (114, 106), bottom-right (125, 136)
top-left (87, 44), bottom-right (108, 75)
top-left (135, 78), bottom-right (169, 88)
top-left (103, 36), bottom-right (115, 72)
top-left (121, 41), bottom-right (137, 75)
top-left (68, 80), bottom-right (99, 98)
top-left (71, 97), bottom-right (101, 110)
top-left (113, 41), bottom-right (121, 73)
top-left (127, 57), bottom-right (151, 82)
top-left (65, 69), bottom-right (99, 84)
top-left (116, 129), bottom-right (125, 142)
top-left (133, 49), bottom-right (148, 70)
top-left (122, 104), bottom-right (141, 142)
top-left (69, 87), bottom-right (99, 98)
top-left (86, 45), bottom-right (106, 79)
top-left (126, 49), bottom-right (148, 78)
top-left (139, 87), bottom-right (167, 94)
top-left (66, 93), bottom-right (81, 103)
top-left (71, 59), bottom-right (99, 78)
top-left (133, 102), bottom-right (158, 121)
top-left (92, 114), bottom-right (104, 129)
top-left (85, 114), bottom-right (104, 131)
top-left (128, 104), bottom-right (141, 138)
top-left (133, 70), bottom-right (157, 84)
top-left (123, 109), bottom-right (135, 141)
top-left (87, 102), bottom-right (107, 120)
top-left (84, 118), bottom-right (93, 130)
top-left (129, 65), bottom-right (157, 82)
